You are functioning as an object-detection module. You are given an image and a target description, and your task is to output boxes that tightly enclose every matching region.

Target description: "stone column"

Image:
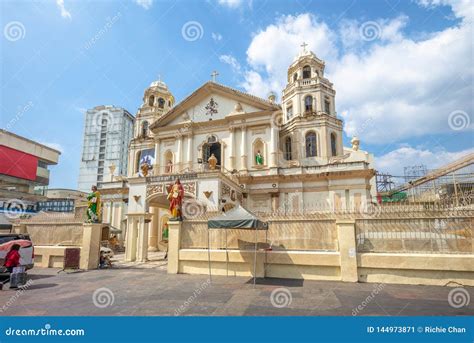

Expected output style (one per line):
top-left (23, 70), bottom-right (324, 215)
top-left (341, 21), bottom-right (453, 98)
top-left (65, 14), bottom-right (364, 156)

top-left (128, 149), bottom-right (135, 176)
top-left (240, 126), bottom-right (247, 172)
top-left (125, 217), bottom-right (138, 262)
top-left (229, 127), bottom-right (235, 170)
top-left (270, 124), bottom-right (278, 168)
top-left (154, 139), bottom-right (160, 175)
top-left (336, 220), bottom-right (358, 282)
top-left (271, 193), bottom-right (279, 212)
top-left (320, 128), bottom-right (328, 158)
top-left (148, 207), bottom-right (159, 252)
top-left (81, 223), bottom-right (103, 270)
top-left (186, 134), bottom-right (193, 170)
top-left (136, 214), bottom-right (150, 262)
top-left (176, 135), bottom-right (182, 172)
top-left (167, 221), bottom-right (182, 274)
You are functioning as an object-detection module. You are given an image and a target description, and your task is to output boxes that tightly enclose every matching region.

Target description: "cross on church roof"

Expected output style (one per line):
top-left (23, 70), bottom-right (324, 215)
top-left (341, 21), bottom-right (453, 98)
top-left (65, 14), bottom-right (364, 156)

top-left (211, 70), bottom-right (219, 82)
top-left (301, 42), bottom-right (308, 52)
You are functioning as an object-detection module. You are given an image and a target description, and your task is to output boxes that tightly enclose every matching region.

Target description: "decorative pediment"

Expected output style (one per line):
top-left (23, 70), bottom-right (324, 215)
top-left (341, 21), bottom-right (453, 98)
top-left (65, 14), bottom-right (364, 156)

top-left (150, 82), bottom-right (280, 130)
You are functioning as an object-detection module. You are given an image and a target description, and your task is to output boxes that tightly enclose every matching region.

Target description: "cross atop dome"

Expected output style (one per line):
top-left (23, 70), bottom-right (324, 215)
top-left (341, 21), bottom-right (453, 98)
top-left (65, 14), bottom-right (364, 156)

top-left (300, 42), bottom-right (308, 52)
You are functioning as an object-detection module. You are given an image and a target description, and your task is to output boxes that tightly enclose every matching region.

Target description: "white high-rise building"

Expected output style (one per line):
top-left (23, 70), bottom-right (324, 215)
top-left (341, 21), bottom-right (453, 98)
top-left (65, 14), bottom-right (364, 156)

top-left (78, 105), bottom-right (134, 192)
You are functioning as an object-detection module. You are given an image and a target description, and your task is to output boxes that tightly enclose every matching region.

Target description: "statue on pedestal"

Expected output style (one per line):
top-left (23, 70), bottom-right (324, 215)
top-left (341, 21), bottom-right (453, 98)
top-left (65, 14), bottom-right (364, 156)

top-left (208, 153), bottom-right (218, 170)
top-left (86, 185), bottom-right (102, 223)
top-left (167, 178), bottom-right (184, 221)
top-left (351, 136), bottom-right (360, 151)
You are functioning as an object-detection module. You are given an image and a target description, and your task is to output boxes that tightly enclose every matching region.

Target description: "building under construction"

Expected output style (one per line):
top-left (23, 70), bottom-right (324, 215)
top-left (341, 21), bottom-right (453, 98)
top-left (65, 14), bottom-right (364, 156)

top-left (377, 153), bottom-right (473, 207)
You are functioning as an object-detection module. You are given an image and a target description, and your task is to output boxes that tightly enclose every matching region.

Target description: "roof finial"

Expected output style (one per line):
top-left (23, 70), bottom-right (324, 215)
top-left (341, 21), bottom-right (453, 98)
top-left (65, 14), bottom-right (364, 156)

top-left (301, 42), bottom-right (308, 52)
top-left (157, 74), bottom-right (161, 82)
top-left (211, 70), bottom-right (219, 82)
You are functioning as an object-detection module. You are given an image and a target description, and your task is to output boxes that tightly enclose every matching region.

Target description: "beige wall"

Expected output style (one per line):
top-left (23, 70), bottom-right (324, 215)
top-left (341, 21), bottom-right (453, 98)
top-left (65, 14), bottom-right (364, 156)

top-left (171, 216), bottom-right (474, 286)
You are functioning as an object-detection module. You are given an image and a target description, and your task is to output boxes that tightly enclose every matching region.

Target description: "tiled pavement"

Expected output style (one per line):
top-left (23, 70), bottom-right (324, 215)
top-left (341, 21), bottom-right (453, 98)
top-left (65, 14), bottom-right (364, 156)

top-left (0, 261), bottom-right (472, 316)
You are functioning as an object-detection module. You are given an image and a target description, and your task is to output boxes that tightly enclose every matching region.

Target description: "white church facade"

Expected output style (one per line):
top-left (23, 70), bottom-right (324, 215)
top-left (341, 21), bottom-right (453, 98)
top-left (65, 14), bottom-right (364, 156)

top-left (120, 48), bottom-right (376, 262)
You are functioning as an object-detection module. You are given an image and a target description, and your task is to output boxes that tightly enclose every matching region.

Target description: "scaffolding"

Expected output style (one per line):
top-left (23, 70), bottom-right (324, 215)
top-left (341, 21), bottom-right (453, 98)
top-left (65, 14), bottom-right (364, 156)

top-left (388, 153), bottom-right (474, 206)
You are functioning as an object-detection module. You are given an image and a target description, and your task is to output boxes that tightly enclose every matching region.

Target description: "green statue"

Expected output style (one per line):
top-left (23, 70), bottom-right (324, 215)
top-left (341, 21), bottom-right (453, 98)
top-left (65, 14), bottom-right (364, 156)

top-left (255, 150), bottom-right (264, 165)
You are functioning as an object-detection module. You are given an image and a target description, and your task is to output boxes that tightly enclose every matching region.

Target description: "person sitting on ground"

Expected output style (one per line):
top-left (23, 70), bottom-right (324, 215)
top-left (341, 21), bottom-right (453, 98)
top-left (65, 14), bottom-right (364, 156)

top-left (3, 244), bottom-right (21, 273)
top-left (99, 251), bottom-right (112, 269)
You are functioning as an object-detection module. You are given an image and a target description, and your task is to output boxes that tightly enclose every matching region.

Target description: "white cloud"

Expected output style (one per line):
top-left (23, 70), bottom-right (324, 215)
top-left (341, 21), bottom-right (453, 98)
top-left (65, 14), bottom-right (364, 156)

top-left (240, 2), bottom-right (473, 144)
top-left (134, 0), bottom-right (153, 10)
top-left (56, 0), bottom-right (71, 19)
top-left (212, 32), bottom-right (223, 42)
top-left (219, 54), bottom-right (241, 72)
top-left (339, 15), bottom-right (408, 50)
top-left (376, 146), bottom-right (474, 176)
top-left (242, 13), bottom-right (338, 95)
top-left (217, 0), bottom-right (245, 9)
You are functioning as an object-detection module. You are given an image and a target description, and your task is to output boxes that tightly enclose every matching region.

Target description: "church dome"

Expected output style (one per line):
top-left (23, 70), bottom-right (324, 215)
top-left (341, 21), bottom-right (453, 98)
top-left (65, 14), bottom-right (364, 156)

top-left (149, 79), bottom-right (169, 91)
top-left (293, 49), bottom-right (317, 62)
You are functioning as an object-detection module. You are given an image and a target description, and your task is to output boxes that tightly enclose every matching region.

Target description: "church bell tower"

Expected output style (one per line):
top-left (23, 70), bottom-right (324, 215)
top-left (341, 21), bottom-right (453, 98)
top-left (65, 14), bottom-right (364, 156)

top-left (280, 44), bottom-right (343, 162)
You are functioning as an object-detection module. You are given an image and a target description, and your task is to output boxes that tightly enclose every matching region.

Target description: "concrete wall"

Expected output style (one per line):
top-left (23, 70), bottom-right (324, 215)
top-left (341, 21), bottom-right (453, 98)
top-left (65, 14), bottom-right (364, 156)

top-left (170, 218), bottom-right (474, 286)
top-left (14, 223), bottom-right (104, 270)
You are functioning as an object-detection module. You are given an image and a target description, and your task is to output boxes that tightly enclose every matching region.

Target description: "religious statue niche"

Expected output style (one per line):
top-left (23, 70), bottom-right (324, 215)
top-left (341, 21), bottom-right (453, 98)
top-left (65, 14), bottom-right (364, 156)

top-left (255, 150), bottom-right (264, 165)
top-left (86, 185), bottom-right (102, 223)
top-left (167, 178), bottom-right (184, 221)
top-left (205, 97), bottom-right (218, 120)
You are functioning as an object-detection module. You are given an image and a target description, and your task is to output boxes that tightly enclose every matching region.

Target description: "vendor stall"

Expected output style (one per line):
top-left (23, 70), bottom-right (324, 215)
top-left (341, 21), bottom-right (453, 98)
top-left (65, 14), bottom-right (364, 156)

top-left (207, 205), bottom-right (267, 285)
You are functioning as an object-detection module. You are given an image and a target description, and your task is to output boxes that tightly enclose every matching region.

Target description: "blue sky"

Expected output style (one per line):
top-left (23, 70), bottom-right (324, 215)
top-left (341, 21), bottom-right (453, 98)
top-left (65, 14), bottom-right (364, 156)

top-left (1, 0), bottom-right (472, 189)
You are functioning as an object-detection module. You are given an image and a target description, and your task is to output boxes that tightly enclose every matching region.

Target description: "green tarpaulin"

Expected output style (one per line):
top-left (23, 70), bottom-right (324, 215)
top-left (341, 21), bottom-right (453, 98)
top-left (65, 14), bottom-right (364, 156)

top-left (207, 205), bottom-right (267, 230)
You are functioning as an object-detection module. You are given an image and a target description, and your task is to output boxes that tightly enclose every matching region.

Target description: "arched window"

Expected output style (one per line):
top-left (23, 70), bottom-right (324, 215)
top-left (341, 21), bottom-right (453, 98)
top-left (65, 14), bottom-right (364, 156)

top-left (304, 95), bottom-right (313, 112)
top-left (168, 100), bottom-right (172, 107)
top-left (331, 132), bottom-right (337, 156)
top-left (141, 121), bottom-right (149, 137)
top-left (158, 98), bottom-right (165, 109)
top-left (305, 132), bottom-right (317, 157)
top-left (303, 65), bottom-right (311, 79)
top-left (148, 95), bottom-right (155, 107)
top-left (285, 137), bottom-right (292, 160)
top-left (293, 73), bottom-right (298, 82)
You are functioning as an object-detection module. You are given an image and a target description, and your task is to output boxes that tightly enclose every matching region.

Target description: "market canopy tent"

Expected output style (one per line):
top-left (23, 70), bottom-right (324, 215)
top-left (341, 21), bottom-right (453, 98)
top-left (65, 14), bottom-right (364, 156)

top-left (207, 205), bottom-right (268, 284)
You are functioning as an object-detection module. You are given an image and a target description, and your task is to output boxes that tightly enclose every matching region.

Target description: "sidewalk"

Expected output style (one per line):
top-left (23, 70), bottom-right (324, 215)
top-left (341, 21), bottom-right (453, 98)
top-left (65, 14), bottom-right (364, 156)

top-left (0, 265), bottom-right (472, 316)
